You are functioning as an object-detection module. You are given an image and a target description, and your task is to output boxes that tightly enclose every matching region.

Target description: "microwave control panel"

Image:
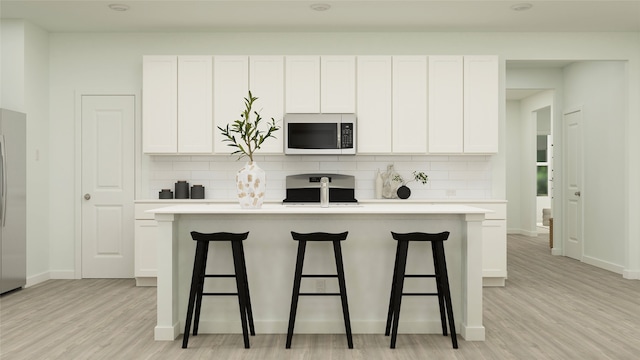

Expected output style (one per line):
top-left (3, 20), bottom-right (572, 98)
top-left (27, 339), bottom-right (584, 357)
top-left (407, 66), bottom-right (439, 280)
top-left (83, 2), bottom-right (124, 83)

top-left (341, 123), bottom-right (354, 149)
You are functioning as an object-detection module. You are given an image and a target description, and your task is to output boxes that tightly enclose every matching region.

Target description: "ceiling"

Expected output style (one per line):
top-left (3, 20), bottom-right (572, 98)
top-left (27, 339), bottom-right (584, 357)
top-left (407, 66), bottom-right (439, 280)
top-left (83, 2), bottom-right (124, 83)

top-left (1, 0), bottom-right (639, 33)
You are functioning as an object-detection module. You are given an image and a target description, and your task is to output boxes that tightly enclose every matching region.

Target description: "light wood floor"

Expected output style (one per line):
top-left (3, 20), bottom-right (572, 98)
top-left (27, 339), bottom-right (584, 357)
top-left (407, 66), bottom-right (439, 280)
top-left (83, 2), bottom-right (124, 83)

top-left (2, 234), bottom-right (639, 359)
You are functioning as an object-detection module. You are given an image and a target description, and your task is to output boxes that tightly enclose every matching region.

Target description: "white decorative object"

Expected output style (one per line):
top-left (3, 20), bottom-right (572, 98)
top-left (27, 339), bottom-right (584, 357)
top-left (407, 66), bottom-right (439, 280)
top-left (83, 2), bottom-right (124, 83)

top-left (381, 164), bottom-right (402, 199)
top-left (218, 91), bottom-right (280, 208)
top-left (375, 169), bottom-right (383, 199)
top-left (236, 162), bottom-right (266, 209)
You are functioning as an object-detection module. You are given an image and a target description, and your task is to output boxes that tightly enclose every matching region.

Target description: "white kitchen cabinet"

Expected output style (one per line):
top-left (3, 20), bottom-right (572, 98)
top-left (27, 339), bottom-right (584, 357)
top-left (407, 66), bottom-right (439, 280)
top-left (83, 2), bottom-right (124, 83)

top-left (467, 202), bottom-right (507, 286)
top-left (321, 56), bottom-right (356, 113)
top-left (482, 220), bottom-right (507, 286)
top-left (427, 55), bottom-right (499, 154)
top-left (135, 219), bottom-right (158, 286)
top-left (285, 56), bottom-right (356, 114)
top-left (134, 203), bottom-right (160, 286)
top-left (142, 56), bottom-right (177, 153)
top-left (392, 56), bottom-right (428, 153)
top-left (178, 56), bottom-right (213, 153)
top-left (213, 56), bottom-right (249, 154)
top-left (356, 56), bottom-right (392, 153)
top-left (428, 56), bottom-right (464, 153)
top-left (464, 55), bottom-right (499, 153)
top-left (285, 56), bottom-right (320, 113)
top-left (143, 55), bottom-right (213, 154)
top-left (249, 56), bottom-right (285, 153)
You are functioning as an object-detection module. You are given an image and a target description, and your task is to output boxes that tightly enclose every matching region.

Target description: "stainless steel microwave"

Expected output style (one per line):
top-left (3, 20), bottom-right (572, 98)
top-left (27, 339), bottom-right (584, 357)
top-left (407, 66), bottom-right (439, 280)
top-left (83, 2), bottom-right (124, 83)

top-left (284, 113), bottom-right (356, 155)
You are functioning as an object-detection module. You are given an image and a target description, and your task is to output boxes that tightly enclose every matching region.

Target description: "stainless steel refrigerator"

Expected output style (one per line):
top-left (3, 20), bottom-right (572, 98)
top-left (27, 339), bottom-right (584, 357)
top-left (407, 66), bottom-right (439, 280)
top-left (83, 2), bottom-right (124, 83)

top-left (0, 109), bottom-right (26, 294)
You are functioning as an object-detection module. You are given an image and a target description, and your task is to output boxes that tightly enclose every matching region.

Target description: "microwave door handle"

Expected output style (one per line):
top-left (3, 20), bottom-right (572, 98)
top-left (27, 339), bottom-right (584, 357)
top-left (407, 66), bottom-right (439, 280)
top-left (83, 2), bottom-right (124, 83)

top-left (337, 123), bottom-right (341, 149)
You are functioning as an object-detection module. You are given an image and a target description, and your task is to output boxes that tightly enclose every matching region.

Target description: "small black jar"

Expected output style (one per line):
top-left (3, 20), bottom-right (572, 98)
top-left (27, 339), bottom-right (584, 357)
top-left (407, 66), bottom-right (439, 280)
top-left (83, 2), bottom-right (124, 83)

top-left (191, 185), bottom-right (205, 199)
top-left (175, 181), bottom-right (189, 199)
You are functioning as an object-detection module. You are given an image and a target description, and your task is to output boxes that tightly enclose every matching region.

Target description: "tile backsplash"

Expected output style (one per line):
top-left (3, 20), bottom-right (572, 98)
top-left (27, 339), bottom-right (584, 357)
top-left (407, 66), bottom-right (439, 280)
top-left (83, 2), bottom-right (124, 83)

top-left (145, 154), bottom-right (492, 201)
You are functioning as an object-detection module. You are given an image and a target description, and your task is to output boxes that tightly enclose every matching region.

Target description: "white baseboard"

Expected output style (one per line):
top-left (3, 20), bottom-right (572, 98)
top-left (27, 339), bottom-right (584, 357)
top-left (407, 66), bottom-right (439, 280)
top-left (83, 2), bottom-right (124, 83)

top-left (483, 277), bottom-right (506, 287)
top-left (26, 271), bottom-right (50, 288)
top-left (49, 270), bottom-right (77, 279)
top-left (623, 269), bottom-right (640, 280)
top-left (136, 277), bottom-right (157, 287)
top-left (582, 255), bottom-right (624, 275)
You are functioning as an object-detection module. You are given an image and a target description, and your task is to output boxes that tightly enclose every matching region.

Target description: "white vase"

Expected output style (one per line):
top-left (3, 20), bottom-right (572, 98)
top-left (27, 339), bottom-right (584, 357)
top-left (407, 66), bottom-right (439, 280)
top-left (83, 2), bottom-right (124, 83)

top-left (236, 161), bottom-right (266, 209)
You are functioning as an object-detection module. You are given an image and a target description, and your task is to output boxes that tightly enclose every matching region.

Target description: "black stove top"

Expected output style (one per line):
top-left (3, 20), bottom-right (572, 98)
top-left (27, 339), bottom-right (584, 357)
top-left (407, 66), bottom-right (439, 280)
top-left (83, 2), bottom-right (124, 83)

top-left (282, 173), bottom-right (358, 204)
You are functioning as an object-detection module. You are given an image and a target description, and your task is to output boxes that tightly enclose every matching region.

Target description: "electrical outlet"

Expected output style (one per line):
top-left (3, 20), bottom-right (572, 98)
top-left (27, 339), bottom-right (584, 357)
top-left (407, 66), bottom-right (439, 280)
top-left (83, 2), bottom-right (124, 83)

top-left (316, 279), bottom-right (326, 293)
top-left (446, 189), bottom-right (456, 197)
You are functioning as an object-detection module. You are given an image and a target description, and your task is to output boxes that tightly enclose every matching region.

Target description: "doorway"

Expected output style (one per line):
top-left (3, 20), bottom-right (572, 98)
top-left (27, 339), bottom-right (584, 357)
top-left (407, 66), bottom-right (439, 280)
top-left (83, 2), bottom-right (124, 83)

top-left (535, 106), bottom-right (553, 235)
top-left (505, 89), bottom-right (555, 238)
top-left (563, 109), bottom-right (583, 260)
top-left (80, 95), bottom-right (135, 278)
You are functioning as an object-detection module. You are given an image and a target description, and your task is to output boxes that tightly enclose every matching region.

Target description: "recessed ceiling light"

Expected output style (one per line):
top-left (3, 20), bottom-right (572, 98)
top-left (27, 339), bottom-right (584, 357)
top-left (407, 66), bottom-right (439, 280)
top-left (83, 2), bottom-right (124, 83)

top-left (511, 3), bottom-right (533, 11)
top-left (108, 4), bottom-right (130, 12)
top-left (310, 3), bottom-right (331, 11)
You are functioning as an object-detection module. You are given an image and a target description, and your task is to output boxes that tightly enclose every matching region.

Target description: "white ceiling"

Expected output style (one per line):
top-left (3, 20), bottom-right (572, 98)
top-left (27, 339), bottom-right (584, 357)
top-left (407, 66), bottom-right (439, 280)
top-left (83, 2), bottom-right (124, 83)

top-left (1, 0), bottom-right (639, 33)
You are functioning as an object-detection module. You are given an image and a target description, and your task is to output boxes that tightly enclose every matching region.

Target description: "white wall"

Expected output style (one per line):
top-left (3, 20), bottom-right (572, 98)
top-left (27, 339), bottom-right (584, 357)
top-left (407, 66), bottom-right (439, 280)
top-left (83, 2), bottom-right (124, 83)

top-left (0, 20), bottom-right (51, 286)
top-left (1, 20), bottom-right (25, 110)
top-left (24, 22), bottom-right (50, 285)
top-left (564, 61), bottom-right (628, 272)
top-left (44, 31), bottom-right (640, 278)
top-left (505, 100), bottom-right (522, 232)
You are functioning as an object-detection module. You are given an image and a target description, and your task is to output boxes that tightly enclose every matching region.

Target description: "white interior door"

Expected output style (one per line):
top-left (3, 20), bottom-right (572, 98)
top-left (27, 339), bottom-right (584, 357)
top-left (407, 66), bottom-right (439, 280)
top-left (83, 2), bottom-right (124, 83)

top-left (82, 95), bottom-right (135, 278)
top-left (564, 109), bottom-right (583, 260)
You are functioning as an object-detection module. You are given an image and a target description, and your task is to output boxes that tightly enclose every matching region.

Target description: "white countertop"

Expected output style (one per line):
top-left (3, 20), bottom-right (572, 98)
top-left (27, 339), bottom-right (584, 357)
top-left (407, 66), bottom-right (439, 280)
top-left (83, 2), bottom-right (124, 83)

top-left (136, 198), bottom-right (507, 204)
top-left (147, 202), bottom-right (491, 215)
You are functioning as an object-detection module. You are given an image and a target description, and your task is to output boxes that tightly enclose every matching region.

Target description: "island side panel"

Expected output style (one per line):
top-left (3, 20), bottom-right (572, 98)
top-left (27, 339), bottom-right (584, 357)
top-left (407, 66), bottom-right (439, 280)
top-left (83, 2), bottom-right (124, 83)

top-left (154, 213), bottom-right (181, 341)
top-left (461, 213), bottom-right (486, 341)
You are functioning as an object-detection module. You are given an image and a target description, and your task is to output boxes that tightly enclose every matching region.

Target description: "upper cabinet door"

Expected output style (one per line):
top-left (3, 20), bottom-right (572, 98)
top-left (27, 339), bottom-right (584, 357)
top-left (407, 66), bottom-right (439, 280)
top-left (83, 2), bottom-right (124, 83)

top-left (249, 56), bottom-right (285, 154)
top-left (213, 56), bottom-right (249, 154)
top-left (357, 56), bottom-right (392, 153)
top-left (285, 56), bottom-right (320, 113)
top-left (143, 56), bottom-right (177, 153)
top-left (464, 55), bottom-right (499, 153)
top-left (392, 56), bottom-right (428, 153)
top-left (178, 56), bottom-right (213, 153)
top-left (428, 56), bottom-right (464, 153)
top-left (321, 56), bottom-right (356, 113)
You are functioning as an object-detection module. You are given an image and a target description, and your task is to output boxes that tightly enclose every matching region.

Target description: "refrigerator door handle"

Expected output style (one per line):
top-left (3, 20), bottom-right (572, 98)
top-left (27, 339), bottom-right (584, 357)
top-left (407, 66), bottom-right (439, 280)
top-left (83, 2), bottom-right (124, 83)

top-left (0, 135), bottom-right (6, 227)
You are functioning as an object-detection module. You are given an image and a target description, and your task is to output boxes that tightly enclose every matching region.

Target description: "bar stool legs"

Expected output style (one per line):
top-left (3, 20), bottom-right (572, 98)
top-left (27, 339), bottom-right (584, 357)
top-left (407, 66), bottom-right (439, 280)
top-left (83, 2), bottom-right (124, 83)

top-left (285, 239), bottom-right (306, 349)
top-left (385, 231), bottom-right (458, 349)
top-left (182, 231), bottom-right (254, 349)
top-left (333, 240), bottom-right (354, 349)
top-left (286, 231), bottom-right (353, 349)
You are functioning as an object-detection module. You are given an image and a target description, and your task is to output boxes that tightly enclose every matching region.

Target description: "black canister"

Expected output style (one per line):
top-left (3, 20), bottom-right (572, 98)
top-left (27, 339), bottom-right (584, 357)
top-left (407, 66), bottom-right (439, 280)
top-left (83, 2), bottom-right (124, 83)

top-left (159, 189), bottom-right (173, 199)
top-left (191, 185), bottom-right (205, 199)
top-left (175, 181), bottom-right (189, 199)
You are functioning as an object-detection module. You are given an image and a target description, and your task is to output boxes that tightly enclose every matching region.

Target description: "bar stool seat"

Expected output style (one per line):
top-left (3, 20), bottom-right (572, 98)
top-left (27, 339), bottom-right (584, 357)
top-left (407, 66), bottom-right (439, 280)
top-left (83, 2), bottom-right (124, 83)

top-left (385, 231), bottom-right (458, 349)
top-left (182, 231), bottom-right (255, 349)
top-left (286, 231), bottom-right (353, 349)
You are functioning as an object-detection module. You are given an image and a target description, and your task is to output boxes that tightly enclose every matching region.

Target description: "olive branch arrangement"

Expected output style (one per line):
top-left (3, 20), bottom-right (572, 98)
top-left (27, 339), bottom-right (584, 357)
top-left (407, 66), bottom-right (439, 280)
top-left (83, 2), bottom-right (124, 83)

top-left (217, 91), bottom-right (280, 162)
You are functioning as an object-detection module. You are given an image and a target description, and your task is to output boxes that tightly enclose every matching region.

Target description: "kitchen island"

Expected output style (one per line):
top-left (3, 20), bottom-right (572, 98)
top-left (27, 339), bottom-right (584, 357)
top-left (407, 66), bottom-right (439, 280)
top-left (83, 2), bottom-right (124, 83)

top-left (150, 203), bottom-right (489, 342)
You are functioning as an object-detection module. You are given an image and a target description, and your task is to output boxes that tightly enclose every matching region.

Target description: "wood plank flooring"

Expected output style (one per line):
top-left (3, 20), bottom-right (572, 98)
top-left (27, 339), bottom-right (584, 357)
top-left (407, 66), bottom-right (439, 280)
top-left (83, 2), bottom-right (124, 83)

top-left (1, 234), bottom-right (639, 359)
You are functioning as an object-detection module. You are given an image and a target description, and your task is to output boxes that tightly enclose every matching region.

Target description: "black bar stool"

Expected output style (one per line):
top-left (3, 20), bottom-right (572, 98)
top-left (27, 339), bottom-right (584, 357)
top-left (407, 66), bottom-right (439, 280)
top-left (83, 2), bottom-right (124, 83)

top-left (385, 231), bottom-right (458, 349)
top-left (286, 231), bottom-right (353, 349)
top-left (182, 231), bottom-right (255, 349)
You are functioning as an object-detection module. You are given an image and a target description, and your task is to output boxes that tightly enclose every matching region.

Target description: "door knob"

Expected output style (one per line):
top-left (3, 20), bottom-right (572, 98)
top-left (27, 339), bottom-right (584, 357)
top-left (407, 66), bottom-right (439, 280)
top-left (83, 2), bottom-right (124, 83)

top-left (84, 193), bottom-right (91, 200)
top-left (574, 191), bottom-right (581, 197)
